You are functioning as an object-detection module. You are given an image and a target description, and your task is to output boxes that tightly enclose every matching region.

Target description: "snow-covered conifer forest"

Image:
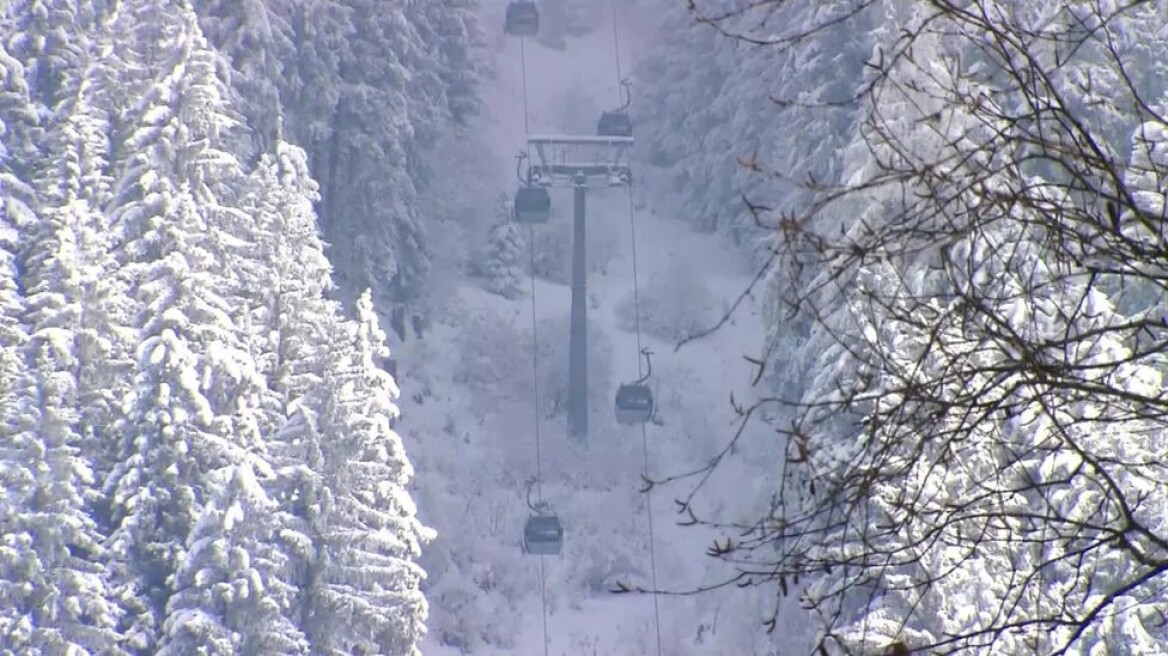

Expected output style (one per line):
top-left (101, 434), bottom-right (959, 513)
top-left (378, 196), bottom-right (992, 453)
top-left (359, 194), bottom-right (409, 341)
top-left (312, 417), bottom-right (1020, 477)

top-left (2, 0), bottom-right (1167, 654)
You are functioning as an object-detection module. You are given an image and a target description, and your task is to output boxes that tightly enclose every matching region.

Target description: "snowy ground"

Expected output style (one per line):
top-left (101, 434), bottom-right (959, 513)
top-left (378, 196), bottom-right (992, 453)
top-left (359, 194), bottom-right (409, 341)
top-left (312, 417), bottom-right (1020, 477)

top-left (390, 3), bottom-right (800, 654)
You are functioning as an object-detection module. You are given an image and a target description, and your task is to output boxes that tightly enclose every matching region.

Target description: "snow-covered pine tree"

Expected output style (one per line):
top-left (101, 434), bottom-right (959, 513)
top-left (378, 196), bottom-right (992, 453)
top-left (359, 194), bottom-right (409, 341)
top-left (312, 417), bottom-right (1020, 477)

top-left (481, 192), bottom-right (525, 299)
top-left (192, 0), bottom-right (482, 326)
top-left (272, 0), bottom-right (350, 183)
top-left (0, 76), bottom-right (130, 652)
top-left (0, 22), bottom-right (40, 238)
top-left (102, 3), bottom-right (282, 650)
top-left (266, 399), bottom-right (327, 638)
top-left (0, 304), bottom-right (127, 653)
top-left (0, 358), bottom-right (37, 648)
top-left (158, 462), bottom-right (309, 656)
top-left (239, 138), bottom-right (339, 423)
top-left (403, 0), bottom-right (482, 127)
top-left (192, 0), bottom-right (294, 158)
top-left (106, 192), bottom-right (255, 652)
top-left (302, 290), bottom-right (434, 656)
top-left (399, 0), bottom-right (484, 194)
top-left (236, 139), bottom-right (365, 650)
top-left (0, 40), bottom-right (32, 342)
top-left (320, 0), bottom-right (428, 305)
top-left (2, 0), bottom-right (99, 120)
top-left (0, 44), bottom-right (39, 643)
top-left (0, 43), bottom-right (37, 652)
top-left (0, 20), bottom-right (125, 649)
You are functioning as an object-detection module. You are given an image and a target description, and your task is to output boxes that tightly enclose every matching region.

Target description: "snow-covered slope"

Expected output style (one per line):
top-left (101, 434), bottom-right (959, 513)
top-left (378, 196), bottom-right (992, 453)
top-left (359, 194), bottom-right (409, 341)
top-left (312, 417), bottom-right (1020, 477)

top-left (393, 2), bottom-right (800, 653)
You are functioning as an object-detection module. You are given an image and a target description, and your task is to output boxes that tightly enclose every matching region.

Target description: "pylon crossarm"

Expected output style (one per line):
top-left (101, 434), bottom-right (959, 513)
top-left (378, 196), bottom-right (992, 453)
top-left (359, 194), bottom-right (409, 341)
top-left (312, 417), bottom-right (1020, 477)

top-left (527, 134), bottom-right (634, 188)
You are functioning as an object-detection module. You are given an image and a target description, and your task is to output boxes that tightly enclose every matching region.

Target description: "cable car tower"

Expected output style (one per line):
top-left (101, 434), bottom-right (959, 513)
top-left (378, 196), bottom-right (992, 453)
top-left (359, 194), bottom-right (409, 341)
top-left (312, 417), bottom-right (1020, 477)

top-left (522, 133), bottom-right (634, 439)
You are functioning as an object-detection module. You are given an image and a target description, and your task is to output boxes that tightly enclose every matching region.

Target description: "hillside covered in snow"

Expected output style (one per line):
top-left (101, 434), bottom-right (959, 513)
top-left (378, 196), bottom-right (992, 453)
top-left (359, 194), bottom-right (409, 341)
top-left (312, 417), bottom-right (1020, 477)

top-left (3, 0), bottom-right (1168, 654)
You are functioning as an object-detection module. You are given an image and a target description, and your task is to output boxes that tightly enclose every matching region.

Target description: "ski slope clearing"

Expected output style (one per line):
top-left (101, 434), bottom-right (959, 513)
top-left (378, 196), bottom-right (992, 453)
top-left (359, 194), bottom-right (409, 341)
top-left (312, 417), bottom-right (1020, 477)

top-left (394, 2), bottom-right (799, 653)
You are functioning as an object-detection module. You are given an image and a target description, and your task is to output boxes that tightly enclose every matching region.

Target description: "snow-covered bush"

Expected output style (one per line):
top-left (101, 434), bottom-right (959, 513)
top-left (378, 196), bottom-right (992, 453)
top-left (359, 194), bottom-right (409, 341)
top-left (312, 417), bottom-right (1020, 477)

top-left (451, 306), bottom-right (530, 416)
top-left (528, 223), bottom-right (568, 283)
top-left (529, 218), bottom-right (618, 284)
top-left (425, 548), bottom-right (525, 651)
top-left (615, 259), bottom-right (717, 342)
top-left (534, 314), bottom-right (613, 429)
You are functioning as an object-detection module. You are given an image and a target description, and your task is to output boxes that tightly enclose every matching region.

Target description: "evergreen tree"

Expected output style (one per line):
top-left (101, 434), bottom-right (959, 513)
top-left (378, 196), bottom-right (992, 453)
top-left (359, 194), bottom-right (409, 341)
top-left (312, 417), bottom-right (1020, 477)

top-left (239, 138), bottom-right (339, 415)
top-left (52, 43), bottom-right (142, 546)
top-left (102, 3), bottom-right (273, 649)
top-left (235, 141), bottom-right (341, 633)
top-left (106, 191), bottom-right (255, 652)
top-left (302, 290), bottom-right (434, 656)
top-left (635, 0), bottom-right (872, 244)
top-left (191, 0), bottom-right (485, 323)
top-left (481, 192), bottom-right (525, 299)
top-left (3, 0), bottom-right (99, 116)
top-left (158, 462), bottom-right (309, 656)
top-left (193, 0), bottom-right (295, 158)
top-left (323, 0), bottom-right (428, 303)
top-left (0, 27), bottom-right (39, 237)
top-left (0, 44), bottom-right (31, 352)
top-left (404, 0), bottom-right (482, 127)
top-left (277, 0), bottom-right (350, 180)
top-left (0, 319), bottom-right (126, 653)
top-left (0, 45), bottom-right (36, 652)
top-left (237, 141), bottom-right (355, 650)
top-left (0, 47), bottom-right (36, 635)
top-left (0, 82), bottom-right (128, 650)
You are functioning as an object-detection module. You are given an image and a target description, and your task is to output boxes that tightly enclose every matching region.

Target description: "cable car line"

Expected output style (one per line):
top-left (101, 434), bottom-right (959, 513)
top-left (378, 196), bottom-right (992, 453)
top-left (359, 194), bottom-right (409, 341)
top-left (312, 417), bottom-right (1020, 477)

top-left (520, 34), bottom-right (532, 137)
top-left (526, 218), bottom-right (552, 656)
top-left (597, 1), bottom-right (632, 137)
top-left (623, 184), bottom-right (664, 656)
top-left (508, 4), bottom-right (553, 653)
top-left (507, 4), bottom-right (659, 653)
top-left (610, 0), bottom-right (624, 101)
top-left (607, 1), bottom-right (662, 653)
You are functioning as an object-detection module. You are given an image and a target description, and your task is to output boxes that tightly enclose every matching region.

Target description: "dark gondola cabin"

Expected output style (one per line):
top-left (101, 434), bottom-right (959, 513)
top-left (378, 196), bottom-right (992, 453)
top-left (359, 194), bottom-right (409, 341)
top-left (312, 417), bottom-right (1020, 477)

top-left (615, 383), bottom-right (653, 425)
top-left (504, 1), bottom-right (540, 37)
top-left (597, 111), bottom-right (633, 137)
top-left (523, 514), bottom-right (563, 555)
top-left (514, 185), bottom-right (551, 224)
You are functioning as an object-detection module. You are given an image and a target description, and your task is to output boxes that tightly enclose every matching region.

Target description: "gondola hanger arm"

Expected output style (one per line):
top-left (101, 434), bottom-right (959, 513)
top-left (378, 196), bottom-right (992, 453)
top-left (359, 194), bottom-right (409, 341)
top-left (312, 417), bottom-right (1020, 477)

top-left (636, 347), bottom-right (653, 384)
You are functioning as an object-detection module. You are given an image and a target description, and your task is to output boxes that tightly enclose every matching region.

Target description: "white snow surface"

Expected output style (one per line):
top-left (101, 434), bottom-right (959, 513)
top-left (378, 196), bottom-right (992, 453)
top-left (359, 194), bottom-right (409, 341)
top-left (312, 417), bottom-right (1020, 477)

top-left (393, 2), bottom-right (805, 653)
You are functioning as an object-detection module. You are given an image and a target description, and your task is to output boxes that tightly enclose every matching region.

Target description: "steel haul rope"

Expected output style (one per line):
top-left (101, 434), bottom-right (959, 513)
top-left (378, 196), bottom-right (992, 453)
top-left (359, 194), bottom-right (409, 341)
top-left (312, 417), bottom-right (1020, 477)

top-left (520, 35), bottom-right (532, 137)
top-left (610, 1), bottom-right (663, 653)
top-left (518, 30), bottom-right (551, 656)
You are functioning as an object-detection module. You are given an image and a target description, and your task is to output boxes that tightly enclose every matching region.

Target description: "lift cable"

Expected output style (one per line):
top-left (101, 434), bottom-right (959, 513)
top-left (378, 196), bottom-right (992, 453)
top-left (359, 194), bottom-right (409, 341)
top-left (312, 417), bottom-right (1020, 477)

top-left (609, 0), bottom-right (625, 104)
top-left (610, 1), bottom-right (663, 653)
top-left (518, 28), bottom-right (550, 656)
top-left (520, 35), bottom-right (533, 137)
top-left (625, 183), bottom-right (664, 656)
top-left (528, 221), bottom-right (551, 656)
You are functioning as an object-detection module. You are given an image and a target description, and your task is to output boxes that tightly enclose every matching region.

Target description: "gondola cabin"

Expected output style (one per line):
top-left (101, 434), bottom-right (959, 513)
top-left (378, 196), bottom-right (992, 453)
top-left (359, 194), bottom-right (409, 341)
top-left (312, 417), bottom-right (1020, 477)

top-left (523, 514), bottom-right (563, 555)
top-left (514, 185), bottom-right (551, 224)
top-left (615, 383), bottom-right (653, 425)
top-left (505, 1), bottom-right (540, 37)
top-left (597, 111), bottom-right (633, 137)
